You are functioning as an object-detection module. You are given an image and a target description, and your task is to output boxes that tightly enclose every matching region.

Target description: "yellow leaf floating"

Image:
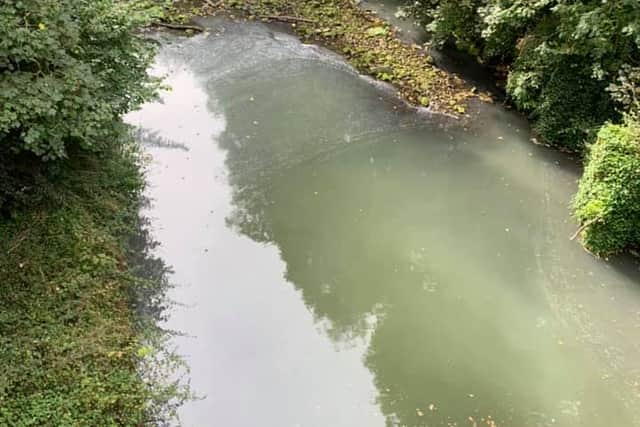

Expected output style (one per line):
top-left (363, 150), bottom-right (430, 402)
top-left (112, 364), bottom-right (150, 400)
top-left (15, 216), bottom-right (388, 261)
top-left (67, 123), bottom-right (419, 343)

top-left (38, 22), bottom-right (46, 30)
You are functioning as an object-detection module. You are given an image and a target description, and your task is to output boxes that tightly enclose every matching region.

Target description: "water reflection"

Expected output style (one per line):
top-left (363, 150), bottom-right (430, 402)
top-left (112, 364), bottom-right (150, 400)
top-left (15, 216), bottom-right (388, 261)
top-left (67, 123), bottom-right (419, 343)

top-left (134, 18), bottom-right (640, 427)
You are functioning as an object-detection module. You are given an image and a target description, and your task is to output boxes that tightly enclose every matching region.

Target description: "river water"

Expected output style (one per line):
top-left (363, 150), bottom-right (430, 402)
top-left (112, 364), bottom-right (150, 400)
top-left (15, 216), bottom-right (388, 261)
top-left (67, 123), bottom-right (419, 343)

top-left (126, 17), bottom-right (640, 427)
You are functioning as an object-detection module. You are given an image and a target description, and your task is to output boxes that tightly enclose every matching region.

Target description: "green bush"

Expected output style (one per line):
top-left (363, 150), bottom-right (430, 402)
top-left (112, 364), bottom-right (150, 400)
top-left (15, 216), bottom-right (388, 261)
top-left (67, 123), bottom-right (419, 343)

top-left (0, 0), bottom-right (157, 211)
top-left (574, 121), bottom-right (640, 255)
top-left (420, 0), bottom-right (484, 56)
top-left (413, 0), bottom-right (640, 152)
top-left (0, 141), bottom-right (189, 425)
top-left (525, 57), bottom-right (618, 152)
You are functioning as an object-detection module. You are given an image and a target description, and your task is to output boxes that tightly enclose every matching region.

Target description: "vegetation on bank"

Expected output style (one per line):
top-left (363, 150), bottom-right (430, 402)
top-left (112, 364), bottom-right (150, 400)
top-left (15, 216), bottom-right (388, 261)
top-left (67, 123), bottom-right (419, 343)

top-left (0, 145), bottom-right (187, 425)
top-left (409, 0), bottom-right (640, 255)
top-left (574, 121), bottom-right (640, 255)
top-left (209, 0), bottom-right (485, 115)
top-left (574, 68), bottom-right (640, 255)
top-left (205, 0), bottom-right (640, 255)
top-left (1, 0), bottom-right (187, 424)
top-left (412, 0), bottom-right (638, 152)
top-left (0, 0), bottom-right (157, 210)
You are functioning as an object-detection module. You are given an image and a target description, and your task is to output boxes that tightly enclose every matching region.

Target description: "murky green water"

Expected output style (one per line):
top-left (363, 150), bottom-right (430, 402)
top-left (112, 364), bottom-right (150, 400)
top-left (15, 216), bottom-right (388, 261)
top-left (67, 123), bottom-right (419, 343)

top-left (127, 18), bottom-right (640, 427)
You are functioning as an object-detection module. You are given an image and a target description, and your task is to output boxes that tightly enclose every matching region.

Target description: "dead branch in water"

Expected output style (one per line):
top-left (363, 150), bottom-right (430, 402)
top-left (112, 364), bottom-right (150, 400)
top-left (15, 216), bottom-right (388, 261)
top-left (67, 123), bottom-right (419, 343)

top-left (570, 217), bottom-right (600, 241)
top-left (151, 21), bottom-right (205, 32)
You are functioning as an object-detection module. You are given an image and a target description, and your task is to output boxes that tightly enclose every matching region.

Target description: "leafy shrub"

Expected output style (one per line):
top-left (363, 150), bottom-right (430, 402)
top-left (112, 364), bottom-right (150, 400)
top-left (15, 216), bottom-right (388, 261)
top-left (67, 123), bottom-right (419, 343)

top-left (574, 121), bottom-right (640, 255)
top-left (413, 0), bottom-right (640, 151)
top-left (524, 56), bottom-right (618, 152)
top-left (608, 65), bottom-right (640, 120)
top-left (0, 0), bottom-right (157, 211)
top-left (420, 0), bottom-right (484, 56)
top-left (0, 141), bottom-right (189, 425)
top-left (412, 0), bottom-right (640, 254)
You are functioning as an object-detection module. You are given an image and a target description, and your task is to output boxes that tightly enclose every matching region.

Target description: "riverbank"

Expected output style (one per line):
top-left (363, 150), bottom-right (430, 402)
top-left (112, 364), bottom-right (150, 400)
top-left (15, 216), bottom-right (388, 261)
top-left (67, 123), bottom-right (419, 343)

top-left (186, 0), bottom-right (487, 116)
top-left (0, 142), bottom-right (184, 425)
top-left (0, 1), bottom-right (191, 423)
top-left (127, 18), bottom-right (640, 425)
top-left (163, 0), bottom-right (639, 257)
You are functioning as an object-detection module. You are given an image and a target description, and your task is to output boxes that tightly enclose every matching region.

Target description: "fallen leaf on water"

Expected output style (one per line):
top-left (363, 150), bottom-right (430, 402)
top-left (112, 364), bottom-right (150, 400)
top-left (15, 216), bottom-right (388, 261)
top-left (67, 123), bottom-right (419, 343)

top-left (365, 26), bottom-right (388, 37)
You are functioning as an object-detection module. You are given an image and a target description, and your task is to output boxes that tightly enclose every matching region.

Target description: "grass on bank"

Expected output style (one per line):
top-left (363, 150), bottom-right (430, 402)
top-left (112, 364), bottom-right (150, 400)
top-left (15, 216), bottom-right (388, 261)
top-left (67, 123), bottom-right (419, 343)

top-left (0, 142), bottom-right (186, 426)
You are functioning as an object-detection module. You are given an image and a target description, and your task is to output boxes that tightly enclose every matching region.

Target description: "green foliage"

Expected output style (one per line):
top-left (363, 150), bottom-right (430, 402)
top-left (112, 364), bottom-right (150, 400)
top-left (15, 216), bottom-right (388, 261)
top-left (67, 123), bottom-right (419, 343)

top-left (524, 56), bottom-right (618, 151)
top-left (411, 0), bottom-right (640, 254)
top-left (413, 0), bottom-right (640, 151)
top-left (608, 65), bottom-right (640, 120)
top-left (126, 0), bottom-right (173, 23)
top-left (0, 0), bottom-right (157, 159)
top-left (0, 0), bottom-right (188, 422)
top-left (419, 0), bottom-right (484, 56)
top-left (574, 121), bottom-right (640, 255)
top-left (0, 140), bottom-right (189, 425)
top-left (0, 0), bottom-right (158, 211)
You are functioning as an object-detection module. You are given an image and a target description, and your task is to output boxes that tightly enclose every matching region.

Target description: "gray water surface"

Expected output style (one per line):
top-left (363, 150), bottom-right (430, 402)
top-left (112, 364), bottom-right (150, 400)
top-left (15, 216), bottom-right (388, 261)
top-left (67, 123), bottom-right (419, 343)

top-left (127, 18), bottom-right (640, 427)
top-left (360, 0), bottom-right (427, 44)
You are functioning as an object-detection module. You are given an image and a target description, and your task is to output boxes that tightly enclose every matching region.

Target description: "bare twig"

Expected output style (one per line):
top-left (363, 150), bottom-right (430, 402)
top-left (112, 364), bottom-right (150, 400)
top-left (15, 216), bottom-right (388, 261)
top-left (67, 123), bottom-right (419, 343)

top-left (570, 217), bottom-right (600, 241)
top-left (151, 21), bottom-right (205, 32)
top-left (7, 232), bottom-right (29, 254)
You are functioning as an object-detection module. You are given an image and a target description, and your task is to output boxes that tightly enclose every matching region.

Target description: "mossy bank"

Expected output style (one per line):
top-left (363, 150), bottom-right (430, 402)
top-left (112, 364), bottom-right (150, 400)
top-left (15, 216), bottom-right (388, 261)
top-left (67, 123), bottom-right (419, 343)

top-left (197, 0), bottom-right (487, 116)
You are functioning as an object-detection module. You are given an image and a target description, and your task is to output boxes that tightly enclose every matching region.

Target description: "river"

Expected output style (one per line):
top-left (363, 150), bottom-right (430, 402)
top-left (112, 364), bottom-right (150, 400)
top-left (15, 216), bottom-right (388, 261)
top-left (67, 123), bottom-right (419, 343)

top-left (126, 16), bottom-right (640, 427)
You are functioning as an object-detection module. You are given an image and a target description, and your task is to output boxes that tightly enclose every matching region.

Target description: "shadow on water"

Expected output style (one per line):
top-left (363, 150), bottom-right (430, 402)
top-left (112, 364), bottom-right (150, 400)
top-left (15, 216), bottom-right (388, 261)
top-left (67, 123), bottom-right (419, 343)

top-left (132, 17), bottom-right (640, 427)
top-left (128, 200), bottom-right (174, 324)
top-left (125, 196), bottom-right (193, 425)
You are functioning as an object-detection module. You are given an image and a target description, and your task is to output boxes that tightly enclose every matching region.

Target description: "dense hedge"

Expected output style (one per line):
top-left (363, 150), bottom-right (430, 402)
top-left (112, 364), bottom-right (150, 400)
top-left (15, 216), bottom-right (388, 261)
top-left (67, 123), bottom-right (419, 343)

top-left (0, 0), bottom-right (157, 212)
top-left (412, 0), bottom-right (639, 152)
top-left (574, 122), bottom-right (640, 255)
